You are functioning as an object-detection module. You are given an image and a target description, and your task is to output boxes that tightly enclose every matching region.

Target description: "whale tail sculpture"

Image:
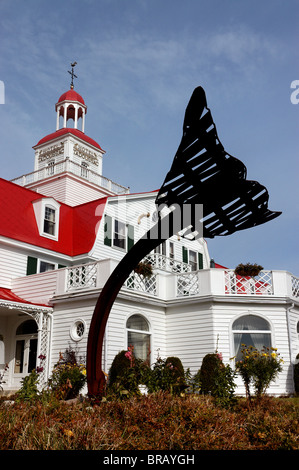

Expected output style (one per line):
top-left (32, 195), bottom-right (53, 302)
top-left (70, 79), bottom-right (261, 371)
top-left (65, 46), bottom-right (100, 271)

top-left (87, 86), bottom-right (281, 398)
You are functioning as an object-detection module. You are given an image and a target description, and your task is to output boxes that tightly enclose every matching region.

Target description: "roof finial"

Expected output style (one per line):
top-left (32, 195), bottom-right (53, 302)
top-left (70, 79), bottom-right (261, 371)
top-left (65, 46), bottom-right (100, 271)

top-left (68, 61), bottom-right (77, 89)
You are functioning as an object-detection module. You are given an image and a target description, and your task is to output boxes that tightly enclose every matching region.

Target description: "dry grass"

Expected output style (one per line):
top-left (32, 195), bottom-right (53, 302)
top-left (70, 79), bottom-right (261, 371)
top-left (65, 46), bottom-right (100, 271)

top-left (0, 393), bottom-right (298, 450)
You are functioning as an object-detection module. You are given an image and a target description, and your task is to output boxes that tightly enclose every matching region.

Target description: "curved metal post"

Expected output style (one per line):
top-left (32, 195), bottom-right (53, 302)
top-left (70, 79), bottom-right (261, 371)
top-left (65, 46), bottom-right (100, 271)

top-left (86, 214), bottom-right (173, 397)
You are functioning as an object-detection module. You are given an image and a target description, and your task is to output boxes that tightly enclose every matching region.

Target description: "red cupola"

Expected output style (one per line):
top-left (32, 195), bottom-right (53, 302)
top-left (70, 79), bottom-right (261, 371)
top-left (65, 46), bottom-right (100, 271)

top-left (55, 84), bottom-right (87, 132)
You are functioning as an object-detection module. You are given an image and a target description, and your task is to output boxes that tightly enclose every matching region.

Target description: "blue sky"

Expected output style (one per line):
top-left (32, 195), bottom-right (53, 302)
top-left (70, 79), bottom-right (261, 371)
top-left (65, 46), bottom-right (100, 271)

top-left (0, 0), bottom-right (298, 273)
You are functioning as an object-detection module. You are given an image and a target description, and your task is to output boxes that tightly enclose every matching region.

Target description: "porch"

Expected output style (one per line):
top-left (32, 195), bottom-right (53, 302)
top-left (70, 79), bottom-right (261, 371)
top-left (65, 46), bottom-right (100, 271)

top-left (0, 289), bottom-right (53, 393)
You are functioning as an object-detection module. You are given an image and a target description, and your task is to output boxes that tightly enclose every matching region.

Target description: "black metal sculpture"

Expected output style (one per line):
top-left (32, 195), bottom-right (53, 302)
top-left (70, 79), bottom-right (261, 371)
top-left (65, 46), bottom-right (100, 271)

top-left (87, 86), bottom-right (281, 398)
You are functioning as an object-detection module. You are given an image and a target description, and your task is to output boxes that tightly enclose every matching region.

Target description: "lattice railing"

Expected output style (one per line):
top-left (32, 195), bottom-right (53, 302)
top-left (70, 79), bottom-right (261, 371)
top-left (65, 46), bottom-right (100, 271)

top-left (291, 275), bottom-right (299, 298)
top-left (177, 272), bottom-right (200, 297)
top-left (67, 262), bottom-right (98, 290)
top-left (125, 272), bottom-right (157, 295)
top-left (143, 253), bottom-right (191, 273)
top-left (224, 270), bottom-right (273, 295)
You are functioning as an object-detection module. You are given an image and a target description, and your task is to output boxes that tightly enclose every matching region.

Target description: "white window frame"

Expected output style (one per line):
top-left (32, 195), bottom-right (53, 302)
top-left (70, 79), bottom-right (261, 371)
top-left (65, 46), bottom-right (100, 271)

top-left (189, 249), bottom-right (198, 271)
top-left (38, 259), bottom-right (56, 273)
top-left (126, 314), bottom-right (151, 362)
top-left (70, 319), bottom-right (86, 342)
top-left (32, 197), bottom-right (60, 241)
top-left (231, 313), bottom-right (273, 364)
top-left (81, 161), bottom-right (89, 178)
top-left (46, 159), bottom-right (55, 176)
top-left (113, 219), bottom-right (127, 251)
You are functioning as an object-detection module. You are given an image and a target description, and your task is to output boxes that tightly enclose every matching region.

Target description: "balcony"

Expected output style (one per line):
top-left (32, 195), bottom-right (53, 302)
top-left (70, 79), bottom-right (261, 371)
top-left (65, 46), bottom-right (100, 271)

top-left (11, 158), bottom-right (130, 195)
top-left (11, 257), bottom-right (299, 306)
top-left (54, 260), bottom-right (299, 302)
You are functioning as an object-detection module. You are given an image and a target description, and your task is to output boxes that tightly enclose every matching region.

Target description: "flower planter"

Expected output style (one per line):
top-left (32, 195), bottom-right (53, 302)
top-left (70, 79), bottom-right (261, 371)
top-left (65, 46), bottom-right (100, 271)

top-left (234, 263), bottom-right (263, 277)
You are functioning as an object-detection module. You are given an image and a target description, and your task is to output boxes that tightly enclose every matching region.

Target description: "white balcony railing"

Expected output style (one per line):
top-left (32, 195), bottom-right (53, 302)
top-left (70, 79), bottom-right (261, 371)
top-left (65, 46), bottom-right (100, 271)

top-left (224, 270), bottom-right (273, 295)
top-left (11, 158), bottom-right (130, 195)
top-left (13, 260), bottom-right (299, 306)
top-left (143, 253), bottom-right (191, 273)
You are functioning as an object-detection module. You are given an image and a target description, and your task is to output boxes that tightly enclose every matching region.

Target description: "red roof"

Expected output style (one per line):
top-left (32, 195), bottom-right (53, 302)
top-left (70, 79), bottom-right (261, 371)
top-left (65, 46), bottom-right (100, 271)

top-left (57, 89), bottom-right (85, 106)
top-left (0, 178), bottom-right (107, 256)
top-left (0, 287), bottom-right (49, 307)
top-left (34, 128), bottom-right (103, 151)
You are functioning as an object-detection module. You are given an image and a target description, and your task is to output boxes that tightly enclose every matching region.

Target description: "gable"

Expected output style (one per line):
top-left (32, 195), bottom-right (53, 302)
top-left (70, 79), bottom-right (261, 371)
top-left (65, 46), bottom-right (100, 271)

top-left (0, 178), bottom-right (107, 256)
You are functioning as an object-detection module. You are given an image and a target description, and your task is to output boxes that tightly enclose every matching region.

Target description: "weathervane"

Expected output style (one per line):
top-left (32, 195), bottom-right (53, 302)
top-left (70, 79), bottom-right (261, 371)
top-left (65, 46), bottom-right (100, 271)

top-left (68, 61), bottom-right (77, 89)
top-left (86, 86), bottom-right (281, 398)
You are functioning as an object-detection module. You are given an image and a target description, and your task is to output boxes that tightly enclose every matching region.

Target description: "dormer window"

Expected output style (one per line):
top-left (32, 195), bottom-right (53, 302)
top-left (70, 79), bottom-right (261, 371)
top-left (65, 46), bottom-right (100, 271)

top-left (32, 197), bottom-right (60, 241)
top-left (44, 206), bottom-right (56, 236)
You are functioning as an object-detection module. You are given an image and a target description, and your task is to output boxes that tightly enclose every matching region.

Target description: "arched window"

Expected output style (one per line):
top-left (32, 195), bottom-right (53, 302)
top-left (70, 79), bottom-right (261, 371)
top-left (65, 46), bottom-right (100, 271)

top-left (16, 320), bottom-right (37, 335)
top-left (126, 314), bottom-right (150, 362)
top-left (232, 314), bottom-right (271, 361)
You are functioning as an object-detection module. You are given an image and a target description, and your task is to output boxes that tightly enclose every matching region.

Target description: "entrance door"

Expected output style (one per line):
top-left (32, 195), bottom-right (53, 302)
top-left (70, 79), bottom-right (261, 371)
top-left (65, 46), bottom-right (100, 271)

top-left (13, 320), bottom-right (38, 387)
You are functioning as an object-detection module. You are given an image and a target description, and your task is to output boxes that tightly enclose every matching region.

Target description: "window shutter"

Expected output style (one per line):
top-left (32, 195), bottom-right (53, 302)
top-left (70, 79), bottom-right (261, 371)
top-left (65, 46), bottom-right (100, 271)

top-left (127, 224), bottom-right (134, 251)
top-left (104, 215), bottom-right (112, 246)
top-left (182, 246), bottom-right (188, 264)
top-left (26, 256), bottom-right (37, 275)
top-left (198, 252), bottom-right (203, 270)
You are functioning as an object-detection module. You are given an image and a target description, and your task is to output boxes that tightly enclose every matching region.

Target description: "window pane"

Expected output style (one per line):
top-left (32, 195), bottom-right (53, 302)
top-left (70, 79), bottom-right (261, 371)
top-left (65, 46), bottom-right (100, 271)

top-left (113, 220), bottom-right (126, 249)
top-left (44, 207), bottom-right (56, 235)
top-left (14, 340), bottom-right (25, 373)
top-left (234, 332), bottom-right (271, 361)
top-left (40, 261), bottom-right (55, 272)
top-left (126, 314), bottom-right (149, 331)
top-left (16, 320), bottom-right (38, 335)
top-left (128, 331), bottom-right (150, 361)
top-left (28, 338), bottom-right (37, 373)
top-left (232, 315), bottom-right (270, 331)
top-left (169, 242), bottom-right (174, 259)
top-left (189, 250), bottom-right (197, 271)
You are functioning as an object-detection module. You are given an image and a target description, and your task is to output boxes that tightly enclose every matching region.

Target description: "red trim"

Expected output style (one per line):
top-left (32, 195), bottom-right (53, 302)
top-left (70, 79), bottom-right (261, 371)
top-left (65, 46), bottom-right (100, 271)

top-left (34, 128), bottom-right (103, 151)
top-left (0, 287), bottom-right (49, 307)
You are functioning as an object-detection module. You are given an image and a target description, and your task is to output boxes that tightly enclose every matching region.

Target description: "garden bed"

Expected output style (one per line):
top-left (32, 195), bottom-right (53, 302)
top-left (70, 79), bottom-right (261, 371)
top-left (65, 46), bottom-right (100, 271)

top-left (0, 393), bottom-right (298, 450)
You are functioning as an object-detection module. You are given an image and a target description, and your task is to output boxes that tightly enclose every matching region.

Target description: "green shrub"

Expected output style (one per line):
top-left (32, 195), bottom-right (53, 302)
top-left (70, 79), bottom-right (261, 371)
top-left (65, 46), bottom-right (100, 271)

top-left (146, 354), bottom-right (186, 395)
top-left (200, 352), bottom-right (236, 406)
top-left (47, 349), bottom-right (86, 400)
top-left (236, 345), bottom-right (283, 400)
top-left (108, 350), bottom-right (187, 397)
top-left (15, 354), bottom-right (46, 403)
top-left (107, 348), bottom-right (151, 397)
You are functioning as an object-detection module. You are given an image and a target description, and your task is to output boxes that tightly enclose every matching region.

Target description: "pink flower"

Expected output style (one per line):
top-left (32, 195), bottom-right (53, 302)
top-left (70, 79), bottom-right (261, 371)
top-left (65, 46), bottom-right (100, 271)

top-left (217, 352), bottom-right (223, 361)
top-left (125, 351), bottom-right (132, 360)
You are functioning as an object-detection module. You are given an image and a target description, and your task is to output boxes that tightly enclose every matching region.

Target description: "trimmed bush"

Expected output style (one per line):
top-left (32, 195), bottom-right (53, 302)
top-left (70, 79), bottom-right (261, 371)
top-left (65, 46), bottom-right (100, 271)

top-left (200, 353), bottom-right (236, 406)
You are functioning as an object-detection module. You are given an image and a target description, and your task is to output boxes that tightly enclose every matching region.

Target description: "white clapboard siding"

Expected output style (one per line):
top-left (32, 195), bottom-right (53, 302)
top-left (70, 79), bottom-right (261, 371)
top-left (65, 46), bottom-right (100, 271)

top-left (11, 270), bottom-right (58, 305)
top-left (29, 175), bottom-right (108, 206)
top-left (165, 304), bottom-right (214, 374)
top-left (91, 194), bottom-right (209, 269)
top-left (0, 247), bottom-right (28, 288)
top-left (50, 293), bottom-right (167, 376)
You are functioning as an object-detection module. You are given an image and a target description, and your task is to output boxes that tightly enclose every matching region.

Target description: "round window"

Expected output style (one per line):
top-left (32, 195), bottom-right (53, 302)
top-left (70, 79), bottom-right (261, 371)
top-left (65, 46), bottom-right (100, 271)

top-left (70, 320), bottom-right (86, 341)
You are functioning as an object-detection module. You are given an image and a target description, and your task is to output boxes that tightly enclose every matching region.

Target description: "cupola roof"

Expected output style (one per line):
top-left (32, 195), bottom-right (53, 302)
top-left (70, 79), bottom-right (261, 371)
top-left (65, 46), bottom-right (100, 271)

top-left (56, 88), bottom-right (86, 107)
